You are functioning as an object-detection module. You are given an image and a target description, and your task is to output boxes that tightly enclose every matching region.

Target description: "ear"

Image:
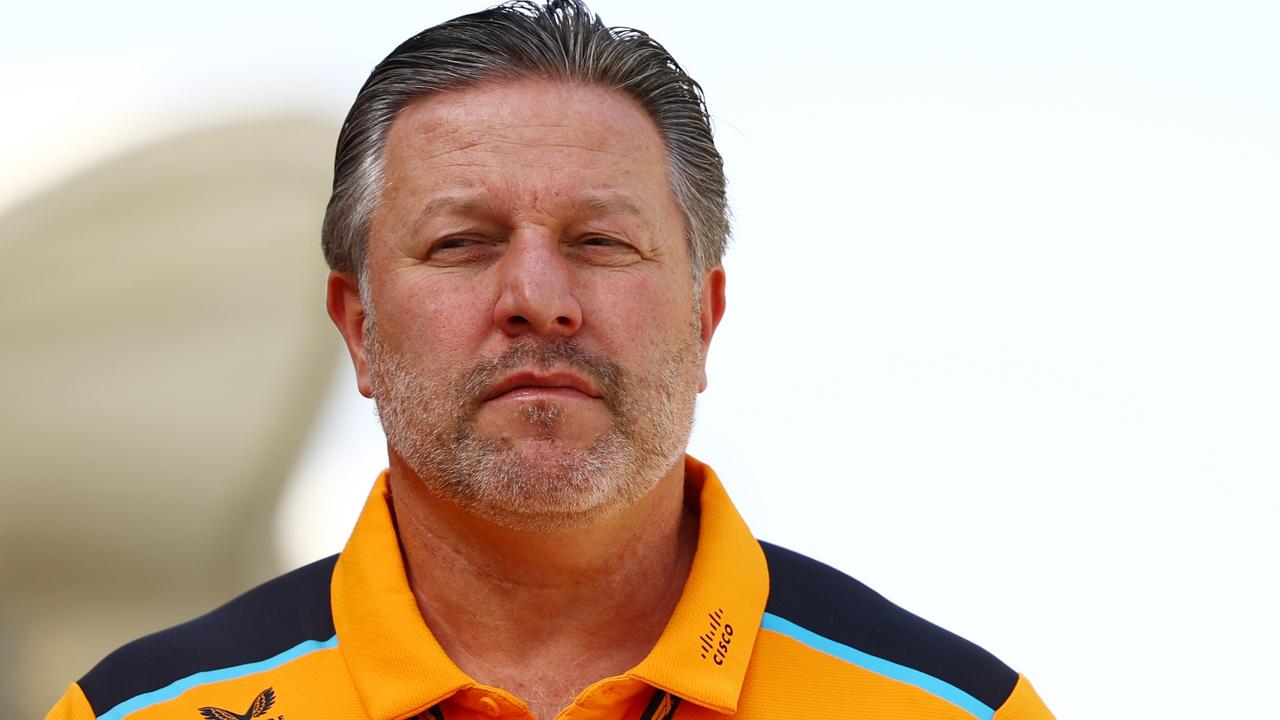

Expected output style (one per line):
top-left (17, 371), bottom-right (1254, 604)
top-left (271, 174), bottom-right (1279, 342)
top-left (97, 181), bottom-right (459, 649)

top-left (696, 266), bottom-right (727, 392)
top-left (326, 270), bottom-right (374, 398)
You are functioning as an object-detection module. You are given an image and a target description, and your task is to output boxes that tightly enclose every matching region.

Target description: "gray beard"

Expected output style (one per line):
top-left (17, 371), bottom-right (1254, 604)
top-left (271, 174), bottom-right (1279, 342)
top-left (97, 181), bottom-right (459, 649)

top-left (365, 321), bottom-right (701, 532)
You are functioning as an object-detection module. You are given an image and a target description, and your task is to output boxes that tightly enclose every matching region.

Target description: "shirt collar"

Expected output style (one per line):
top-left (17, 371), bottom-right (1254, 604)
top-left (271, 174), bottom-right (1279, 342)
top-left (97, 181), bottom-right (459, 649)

top-left (626, 456), bottom-right (769, 713)
top-left (331, 471), bottom-right (471, 720)
top-left (331, 456), bottom-right (769, 719)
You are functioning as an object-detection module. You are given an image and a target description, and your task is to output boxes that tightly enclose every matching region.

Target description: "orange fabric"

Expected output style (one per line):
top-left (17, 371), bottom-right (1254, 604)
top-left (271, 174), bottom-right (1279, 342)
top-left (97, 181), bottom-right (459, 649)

top-left (331, 469), bottom-right (473, 720)
top-left (625, 457), bottom-right (769, 713)
top-left (44, 683), bottom-right (93, 720)
top-left (123, 648), bottom-right (355, 720)
top-left (736, 630), bottom-right (1056, 720)
top-left (993, 676), bottom-right (1055, 720)
top-left (332, 456), bottom-right (769, 720)
top-left (743, 630), bottom-right (983, 719)
top-left (45, 456), bottom-right (1053, 720)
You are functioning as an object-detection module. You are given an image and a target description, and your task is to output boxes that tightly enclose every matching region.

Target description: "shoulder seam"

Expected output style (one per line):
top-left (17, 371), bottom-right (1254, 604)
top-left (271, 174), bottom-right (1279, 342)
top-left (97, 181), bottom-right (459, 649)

top-left (94, 635), bottom-right (338, 720)
top-left (758, 541), bottom-right (1019, 711)
top-left (761, 612), bottom-right (996, 720)
top-left (78, 555), bottom-right (339, 718)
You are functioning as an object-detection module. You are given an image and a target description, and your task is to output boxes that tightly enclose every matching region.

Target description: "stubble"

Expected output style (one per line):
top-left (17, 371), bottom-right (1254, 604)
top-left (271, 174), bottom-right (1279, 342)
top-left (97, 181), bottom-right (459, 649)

top-left (365, 314), bottom-right (701, 531)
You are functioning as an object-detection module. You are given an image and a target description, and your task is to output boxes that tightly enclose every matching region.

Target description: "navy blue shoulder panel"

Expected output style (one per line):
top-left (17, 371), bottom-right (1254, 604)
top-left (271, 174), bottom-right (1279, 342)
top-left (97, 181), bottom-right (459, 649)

top-left (78, 554), bottom-right (339, 717)
top-left (760, 541), bottom-right (1018, 710)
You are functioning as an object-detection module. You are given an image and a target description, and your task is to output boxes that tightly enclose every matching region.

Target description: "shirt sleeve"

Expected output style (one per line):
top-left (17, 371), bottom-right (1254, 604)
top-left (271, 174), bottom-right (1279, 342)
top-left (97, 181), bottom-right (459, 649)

top-left (993, 675), bottom-right (1055, 720)
top-left (45, 683), bottom-right (97, 720)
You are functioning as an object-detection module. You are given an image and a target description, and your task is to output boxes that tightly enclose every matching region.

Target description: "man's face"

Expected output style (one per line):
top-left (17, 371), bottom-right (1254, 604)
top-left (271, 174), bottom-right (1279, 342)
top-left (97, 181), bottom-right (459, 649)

top-left (330, 79), bottom-right (725, 530)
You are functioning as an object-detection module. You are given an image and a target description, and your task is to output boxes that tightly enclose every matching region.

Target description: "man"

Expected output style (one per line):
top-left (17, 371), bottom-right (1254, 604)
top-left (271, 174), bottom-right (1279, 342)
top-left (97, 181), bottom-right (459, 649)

top-left (48, 2), bottom-right (1053, 719)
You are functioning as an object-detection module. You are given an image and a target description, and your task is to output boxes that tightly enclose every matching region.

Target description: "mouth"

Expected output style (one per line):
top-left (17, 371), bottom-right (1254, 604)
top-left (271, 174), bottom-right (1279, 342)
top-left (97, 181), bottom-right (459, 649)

top-left (483, 370), bottom-right (602, 402)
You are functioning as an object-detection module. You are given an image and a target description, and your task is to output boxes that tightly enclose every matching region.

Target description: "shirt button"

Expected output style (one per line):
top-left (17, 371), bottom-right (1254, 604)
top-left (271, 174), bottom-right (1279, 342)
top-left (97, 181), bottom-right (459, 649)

top-left (478, 696), bottom-right (502, 717)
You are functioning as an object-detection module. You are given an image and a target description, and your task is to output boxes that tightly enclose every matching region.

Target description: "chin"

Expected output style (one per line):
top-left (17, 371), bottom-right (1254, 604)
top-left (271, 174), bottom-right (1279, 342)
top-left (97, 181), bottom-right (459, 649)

top-left (422, 431), bottom-right (668, 532)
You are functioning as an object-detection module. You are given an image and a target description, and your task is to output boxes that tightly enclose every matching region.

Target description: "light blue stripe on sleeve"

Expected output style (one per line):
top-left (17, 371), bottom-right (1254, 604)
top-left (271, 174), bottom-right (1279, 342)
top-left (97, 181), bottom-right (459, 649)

top-left (761, 613), bottom-right (994, 720)
top-left (97, 635), bottom-right (338, 720)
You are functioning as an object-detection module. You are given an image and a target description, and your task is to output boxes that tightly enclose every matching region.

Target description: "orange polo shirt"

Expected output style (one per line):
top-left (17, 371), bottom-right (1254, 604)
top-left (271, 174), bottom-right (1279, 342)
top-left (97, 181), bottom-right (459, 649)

top-left (47, 458), bottom-right (1053, 720)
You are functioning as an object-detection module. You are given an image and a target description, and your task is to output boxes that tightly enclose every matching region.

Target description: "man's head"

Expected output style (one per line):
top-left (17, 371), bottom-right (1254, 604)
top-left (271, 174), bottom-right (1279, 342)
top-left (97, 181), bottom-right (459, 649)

top-left (321, 0), bottom-right (729, 286)
top-left (324, 2), bottom-right (728, 531)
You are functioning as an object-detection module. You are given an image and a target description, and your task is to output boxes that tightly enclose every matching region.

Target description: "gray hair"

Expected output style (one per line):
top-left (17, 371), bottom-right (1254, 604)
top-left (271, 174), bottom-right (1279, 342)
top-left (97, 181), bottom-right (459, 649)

top-left (321, 0), bottom-right (729, 288)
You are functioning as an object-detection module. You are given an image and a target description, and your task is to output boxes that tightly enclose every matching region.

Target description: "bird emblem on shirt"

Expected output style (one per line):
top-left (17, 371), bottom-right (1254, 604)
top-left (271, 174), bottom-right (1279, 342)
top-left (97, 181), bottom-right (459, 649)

top-left (198, 687), bottom-right (275, 720)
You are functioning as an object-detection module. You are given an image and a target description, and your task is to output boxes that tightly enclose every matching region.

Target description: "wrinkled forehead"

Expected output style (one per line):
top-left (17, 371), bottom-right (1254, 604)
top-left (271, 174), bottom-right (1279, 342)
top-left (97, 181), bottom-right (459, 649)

top-left (373, 78), bottom-right (686, 236)
top-left (384, 78), bottom-right (671, 173)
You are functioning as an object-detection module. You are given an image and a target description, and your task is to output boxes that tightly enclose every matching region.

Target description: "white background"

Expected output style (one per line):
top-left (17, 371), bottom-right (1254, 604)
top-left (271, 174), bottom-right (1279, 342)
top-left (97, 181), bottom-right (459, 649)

top-left (5, 2), bottom-right (1278, 717)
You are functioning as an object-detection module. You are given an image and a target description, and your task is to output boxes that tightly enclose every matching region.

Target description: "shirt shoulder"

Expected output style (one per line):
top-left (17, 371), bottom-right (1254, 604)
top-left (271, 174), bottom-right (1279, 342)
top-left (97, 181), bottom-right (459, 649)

top-left (756, 541), bottom-right (1051, 719)
top-left (73, 554), bottom-right (339, 720)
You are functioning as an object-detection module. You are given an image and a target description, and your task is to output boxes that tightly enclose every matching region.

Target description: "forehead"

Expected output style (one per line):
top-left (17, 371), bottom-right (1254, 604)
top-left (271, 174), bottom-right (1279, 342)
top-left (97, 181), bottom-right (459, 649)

top-left (391, 78), bottom-right (665, 147)
top-left (377, 78), bottom-right (678, 218)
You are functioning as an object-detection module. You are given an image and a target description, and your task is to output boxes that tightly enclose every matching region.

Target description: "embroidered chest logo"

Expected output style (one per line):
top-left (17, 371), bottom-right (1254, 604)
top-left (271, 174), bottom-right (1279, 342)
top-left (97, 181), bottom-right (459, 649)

top-left (198, 687), bottom-right (283, 720)
top-left (698, 608), bottom-right (734, 665)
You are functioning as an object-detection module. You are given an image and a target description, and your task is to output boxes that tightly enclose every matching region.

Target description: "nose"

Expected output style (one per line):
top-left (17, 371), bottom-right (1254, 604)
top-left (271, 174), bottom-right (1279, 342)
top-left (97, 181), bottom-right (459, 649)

top-left (493, 234), bottom-right (583, 337)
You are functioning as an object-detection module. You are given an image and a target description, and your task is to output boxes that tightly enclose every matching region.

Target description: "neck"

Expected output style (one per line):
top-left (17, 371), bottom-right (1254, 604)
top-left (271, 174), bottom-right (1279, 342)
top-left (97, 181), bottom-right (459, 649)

top-left (387, 452), bottom-right (698, 717)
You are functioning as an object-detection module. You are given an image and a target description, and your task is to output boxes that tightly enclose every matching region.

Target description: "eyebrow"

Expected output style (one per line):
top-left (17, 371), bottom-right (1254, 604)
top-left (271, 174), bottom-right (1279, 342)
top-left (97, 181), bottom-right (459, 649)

top-left (412, 192), bottom-right (647, 227)
top-left (412, 195), bottom-right (493, 226)
top-left (574, 194), bottom-right (646, 220)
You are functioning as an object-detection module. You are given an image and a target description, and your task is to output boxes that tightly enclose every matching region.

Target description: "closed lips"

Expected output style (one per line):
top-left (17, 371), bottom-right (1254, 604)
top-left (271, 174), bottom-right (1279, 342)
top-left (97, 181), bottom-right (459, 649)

top-left (483, 371), bottom-right (601, 400)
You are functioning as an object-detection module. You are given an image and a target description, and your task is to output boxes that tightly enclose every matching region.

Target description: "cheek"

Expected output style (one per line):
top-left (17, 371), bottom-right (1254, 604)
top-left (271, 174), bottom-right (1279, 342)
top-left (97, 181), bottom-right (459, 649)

top-left (377, 273), bottom-right (495, 353)
top-left (584, 274), bottom-right (695, 359)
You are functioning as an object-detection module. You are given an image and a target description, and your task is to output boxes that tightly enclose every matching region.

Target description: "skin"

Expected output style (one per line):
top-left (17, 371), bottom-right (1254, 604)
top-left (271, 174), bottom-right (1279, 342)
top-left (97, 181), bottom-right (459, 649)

top-left (326, 79), bottom-right (726, 719)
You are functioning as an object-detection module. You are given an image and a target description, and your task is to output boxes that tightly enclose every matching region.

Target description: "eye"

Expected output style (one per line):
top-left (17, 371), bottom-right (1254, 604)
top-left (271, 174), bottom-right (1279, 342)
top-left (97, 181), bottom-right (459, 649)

top-left (577, 235), bottom-right (637, 253)
top-left (571, 234), bottom-right (641, 266)
top-left (425, 236), bottom-right (497, 264)
top-left (434, 237), bottom-right (477, 251)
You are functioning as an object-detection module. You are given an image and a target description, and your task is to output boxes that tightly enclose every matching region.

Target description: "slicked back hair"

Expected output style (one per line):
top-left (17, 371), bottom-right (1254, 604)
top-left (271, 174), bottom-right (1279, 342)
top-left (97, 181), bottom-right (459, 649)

top-left (321, 0), bottom-right (729, 288)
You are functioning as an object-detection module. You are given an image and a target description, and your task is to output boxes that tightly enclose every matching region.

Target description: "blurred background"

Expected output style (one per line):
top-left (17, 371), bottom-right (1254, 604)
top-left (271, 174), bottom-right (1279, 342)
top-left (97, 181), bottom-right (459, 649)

top-left (2, 1), bottom-right (1277, 718)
